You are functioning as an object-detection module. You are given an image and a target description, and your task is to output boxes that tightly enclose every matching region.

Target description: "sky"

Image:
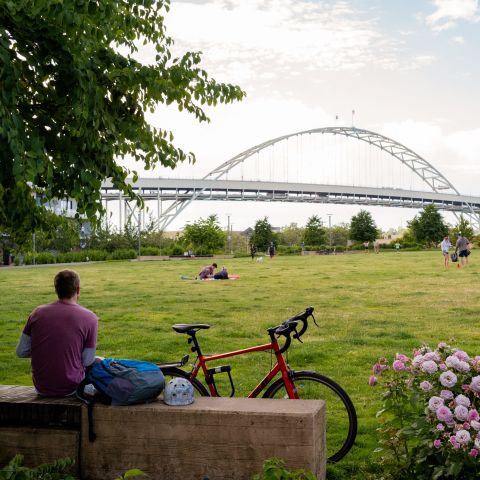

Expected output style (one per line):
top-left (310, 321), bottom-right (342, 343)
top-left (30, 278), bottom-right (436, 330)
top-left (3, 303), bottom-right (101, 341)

top-left (121, 0), bottom-right (480, 232)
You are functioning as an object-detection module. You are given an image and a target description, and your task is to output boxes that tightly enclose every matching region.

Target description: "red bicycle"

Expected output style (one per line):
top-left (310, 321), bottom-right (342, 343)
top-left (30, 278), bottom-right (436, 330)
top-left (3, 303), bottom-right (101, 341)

top-left (158, 306), bottom-right (357, 462)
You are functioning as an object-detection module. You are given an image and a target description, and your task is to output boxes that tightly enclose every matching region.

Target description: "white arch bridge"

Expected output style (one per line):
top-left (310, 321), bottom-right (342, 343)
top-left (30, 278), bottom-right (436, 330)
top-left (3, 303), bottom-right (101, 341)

top-left (101, 127), bottom-right (480, 231)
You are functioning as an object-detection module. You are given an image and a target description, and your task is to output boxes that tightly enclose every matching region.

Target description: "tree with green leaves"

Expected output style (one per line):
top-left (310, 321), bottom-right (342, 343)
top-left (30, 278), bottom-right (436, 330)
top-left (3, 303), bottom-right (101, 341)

top-left (449, 215), bottom-right (474, 244)
top-left (180, 215), bottom-right (225, 255)
top-left (278, 223), bottom-right (304, 246)
top-left (302, 215), bottom-right (326, 246)
top-left (329, 223), bottom-right (350, 247)
top-left (349, 210), bottom-right (378, 243)
top-left (408, 205), bottom-right (448, 246)
top-left (0, 0), bottom-right (245, 243)
top-left (250, 217), bottom-right (274, 252)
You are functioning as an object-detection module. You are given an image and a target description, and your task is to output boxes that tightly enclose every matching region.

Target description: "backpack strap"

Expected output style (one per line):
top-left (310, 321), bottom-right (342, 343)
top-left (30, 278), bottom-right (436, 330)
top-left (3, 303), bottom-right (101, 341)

top-left (76, 377), bottom-right (97, 443)
top-left (86, 402), bottom-right (96, 442)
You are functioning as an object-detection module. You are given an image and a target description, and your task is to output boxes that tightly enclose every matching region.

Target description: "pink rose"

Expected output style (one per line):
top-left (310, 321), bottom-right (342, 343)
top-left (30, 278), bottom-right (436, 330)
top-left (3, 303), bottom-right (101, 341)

top-left (469, 448), bottom-right (479, 457)
top-left (468, 409), bottom-right (479, 421)
top-left (433, 439), bottom-right (442, 448)
top-left (392, 360), bottom-right (406, 372)
top-left (368, 375), bottom-right (377, 386)
top-left (437, 406), bottom-right (453, 423)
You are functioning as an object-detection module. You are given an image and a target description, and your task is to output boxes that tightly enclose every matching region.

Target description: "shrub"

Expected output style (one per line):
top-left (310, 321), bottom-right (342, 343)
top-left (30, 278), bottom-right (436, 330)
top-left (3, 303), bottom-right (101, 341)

top-left (108, 249), bottom-right (137, 260)
top-left (277, 245), bottom-right (301, 255)
top-left (0, 454), bottom-right (76, 479)
top-left (140, 247), bottom-right (160, 256)
top-left (370, 342), bottom-right (480, 479)
top-left (253, 457), bottom-right (315, 480)
top-left (33, 252), bottom-right (57, 265)
top-left (233, 251), bottom-right (250, 258)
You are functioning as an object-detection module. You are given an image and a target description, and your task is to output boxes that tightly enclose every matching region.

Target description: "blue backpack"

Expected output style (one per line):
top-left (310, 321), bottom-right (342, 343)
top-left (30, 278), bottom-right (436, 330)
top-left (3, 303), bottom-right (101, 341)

top-left (77, 358), bottom-right (165, 441)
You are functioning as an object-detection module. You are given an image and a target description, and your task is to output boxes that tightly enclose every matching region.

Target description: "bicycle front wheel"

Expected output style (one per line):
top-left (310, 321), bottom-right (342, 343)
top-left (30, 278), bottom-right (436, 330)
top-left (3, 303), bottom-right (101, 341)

top-left (263, 371), bottom-right (357, 463)
top-left (160, 366), bottom-right (210, 397)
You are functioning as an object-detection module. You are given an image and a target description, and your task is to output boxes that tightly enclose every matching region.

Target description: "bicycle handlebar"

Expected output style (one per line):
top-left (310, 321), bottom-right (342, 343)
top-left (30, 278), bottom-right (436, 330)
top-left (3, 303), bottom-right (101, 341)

top-left (270, 307), bottom-right (317, 354)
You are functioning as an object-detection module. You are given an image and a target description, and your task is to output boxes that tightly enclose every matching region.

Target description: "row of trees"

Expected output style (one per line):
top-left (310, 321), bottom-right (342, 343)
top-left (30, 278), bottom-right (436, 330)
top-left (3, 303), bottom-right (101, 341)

top-left (1, 205), bottom-right (476, 263)
top-left (249, 211), bottom-right (379, 252)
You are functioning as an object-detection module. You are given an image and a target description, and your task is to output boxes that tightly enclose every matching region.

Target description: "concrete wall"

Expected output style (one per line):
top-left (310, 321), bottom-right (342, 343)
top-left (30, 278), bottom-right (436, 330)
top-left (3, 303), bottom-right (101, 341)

top-left (0, 386), bottom-right (326, 480)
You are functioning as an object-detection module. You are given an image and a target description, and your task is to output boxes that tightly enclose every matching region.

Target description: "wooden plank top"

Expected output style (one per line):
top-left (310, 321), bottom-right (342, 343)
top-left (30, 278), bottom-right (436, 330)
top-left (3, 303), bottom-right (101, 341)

top-left (0, 385), bottom-right (81, 405)
top-left (0, 385), bottom-right (82, 429)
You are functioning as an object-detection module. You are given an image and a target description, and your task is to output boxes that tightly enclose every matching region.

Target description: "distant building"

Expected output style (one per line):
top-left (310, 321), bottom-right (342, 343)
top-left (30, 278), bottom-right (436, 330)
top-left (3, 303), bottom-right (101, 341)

top-left (33, 193), bottom-right (77, 218)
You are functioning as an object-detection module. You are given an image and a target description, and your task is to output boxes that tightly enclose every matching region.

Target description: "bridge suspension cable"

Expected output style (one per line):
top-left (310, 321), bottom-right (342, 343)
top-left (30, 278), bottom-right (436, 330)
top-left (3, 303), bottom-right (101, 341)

top-left (150, 127), bottom-right (479, 231)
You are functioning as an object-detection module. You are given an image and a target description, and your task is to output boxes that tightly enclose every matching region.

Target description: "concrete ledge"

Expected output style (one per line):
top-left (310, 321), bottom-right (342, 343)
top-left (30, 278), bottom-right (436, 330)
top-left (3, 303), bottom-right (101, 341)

top-left (0, 386), bottom-right (326, 479)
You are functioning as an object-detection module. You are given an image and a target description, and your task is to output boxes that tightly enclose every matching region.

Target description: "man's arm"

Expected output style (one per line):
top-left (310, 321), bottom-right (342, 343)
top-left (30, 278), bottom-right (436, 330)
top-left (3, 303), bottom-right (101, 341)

top-left (16, 333), bottom-right (32, 357)
top-left (82, 347), bottom-right (96, 367)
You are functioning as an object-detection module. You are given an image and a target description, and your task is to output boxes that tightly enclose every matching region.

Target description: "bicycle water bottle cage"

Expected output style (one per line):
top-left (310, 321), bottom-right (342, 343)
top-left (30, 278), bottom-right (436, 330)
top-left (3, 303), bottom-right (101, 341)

top-left (206, 365), bottom-right (235, 397)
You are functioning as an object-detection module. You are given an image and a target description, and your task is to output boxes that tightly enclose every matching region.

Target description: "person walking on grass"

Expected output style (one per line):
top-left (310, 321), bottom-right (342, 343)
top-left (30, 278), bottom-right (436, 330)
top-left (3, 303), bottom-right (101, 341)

top-left (440, 235), bottom-right (452, 269)
top-left (16, 270), bottom-right (98, 397)
top-left (455, 233), bottom-right (470, 268)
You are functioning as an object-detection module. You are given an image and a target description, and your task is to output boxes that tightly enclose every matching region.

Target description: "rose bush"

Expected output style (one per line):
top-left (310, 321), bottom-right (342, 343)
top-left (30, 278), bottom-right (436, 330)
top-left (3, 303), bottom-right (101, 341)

top-left (370, 342), bottom-right (480, 479)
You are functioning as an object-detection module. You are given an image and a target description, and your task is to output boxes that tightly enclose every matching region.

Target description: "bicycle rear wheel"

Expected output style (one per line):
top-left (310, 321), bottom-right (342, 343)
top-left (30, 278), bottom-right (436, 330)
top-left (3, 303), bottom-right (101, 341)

top-left (160, 366), bottom-right (210, 397)
top-left (263, 370), bottom-right (357, 463)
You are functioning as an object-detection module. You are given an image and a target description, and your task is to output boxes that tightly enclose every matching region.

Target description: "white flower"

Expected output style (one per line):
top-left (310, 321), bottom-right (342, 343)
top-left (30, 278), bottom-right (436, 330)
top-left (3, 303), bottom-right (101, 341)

top-left (440, 389), bottom-right (454, 400)
top-left (455, 405), bottom-right (469, 422)
top-left (470, 376), bottom-right (480, 393)
top-left (476, 437), bottom-right (480, 449)
top-left (440, 371), bottom-right (458, 388)
top-left (455, 394), bottom-right (471, 407)
top-left (428, 396), bottom-right (444, 412)
top-left (412, 355), bottom-right (424, 368)
top-left (471, 420), bottom-right (480, 431)
top-left (446, 355), bottom-right (461, 369)
top-left (457, 361), bottom-right (470, 373)
top-left (455, 429), bottom-right (471, 445)
top-left (420, 381), bottom-right (433, 392)
top-left (424, 351), bottom-right (441, 362)
top-left (454, 350), bottom-right (470, 362)
top-left (421, 360), bottom-right (438, 374)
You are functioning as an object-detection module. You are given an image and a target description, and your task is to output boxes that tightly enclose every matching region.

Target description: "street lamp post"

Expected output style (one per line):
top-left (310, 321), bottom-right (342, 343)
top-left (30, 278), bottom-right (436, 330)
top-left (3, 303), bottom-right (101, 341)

top-left (226, 214), bottom-right (230, 254)
top-left (327, 214), bottom-right (333, 248)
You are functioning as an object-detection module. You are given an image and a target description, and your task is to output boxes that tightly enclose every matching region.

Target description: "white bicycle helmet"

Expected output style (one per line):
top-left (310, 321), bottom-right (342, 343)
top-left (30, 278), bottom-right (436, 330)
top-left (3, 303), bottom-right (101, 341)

top-left (163, 377), bottom-right (195, 406)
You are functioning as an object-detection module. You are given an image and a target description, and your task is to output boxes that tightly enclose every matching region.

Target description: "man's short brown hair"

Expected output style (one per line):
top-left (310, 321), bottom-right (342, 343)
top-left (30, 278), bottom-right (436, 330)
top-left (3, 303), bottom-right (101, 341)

top-left (54, 270), bottom-right (80, 299)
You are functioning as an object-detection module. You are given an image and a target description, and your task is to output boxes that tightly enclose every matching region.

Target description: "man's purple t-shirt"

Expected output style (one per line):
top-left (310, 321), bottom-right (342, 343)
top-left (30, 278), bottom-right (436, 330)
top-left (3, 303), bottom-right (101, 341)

top-left (23, 301), bottom-right (98, 396)
top-left (198, 266), bottom-right (214, 279)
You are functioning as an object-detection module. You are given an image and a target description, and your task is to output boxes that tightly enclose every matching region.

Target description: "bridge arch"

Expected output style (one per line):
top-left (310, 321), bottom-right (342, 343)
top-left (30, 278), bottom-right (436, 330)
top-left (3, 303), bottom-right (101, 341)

top-left (156, 127), bottom-right (478, 230)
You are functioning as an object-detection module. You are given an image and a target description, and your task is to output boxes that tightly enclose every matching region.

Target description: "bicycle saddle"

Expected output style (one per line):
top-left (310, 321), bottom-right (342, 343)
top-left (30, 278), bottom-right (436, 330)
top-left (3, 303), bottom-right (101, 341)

top-left (172, 324), bottom-right (210, 333)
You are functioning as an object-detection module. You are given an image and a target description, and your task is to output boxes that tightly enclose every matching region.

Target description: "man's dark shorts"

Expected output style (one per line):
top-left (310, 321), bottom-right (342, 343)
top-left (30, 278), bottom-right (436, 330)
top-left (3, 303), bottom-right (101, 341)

top-left (459, 249), bottom-right (470, 258)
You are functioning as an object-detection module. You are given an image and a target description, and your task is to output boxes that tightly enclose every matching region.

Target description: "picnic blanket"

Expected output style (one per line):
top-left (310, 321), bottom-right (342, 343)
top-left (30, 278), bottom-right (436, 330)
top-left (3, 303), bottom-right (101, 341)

top-left (180, 275), bottom-right (240, 281)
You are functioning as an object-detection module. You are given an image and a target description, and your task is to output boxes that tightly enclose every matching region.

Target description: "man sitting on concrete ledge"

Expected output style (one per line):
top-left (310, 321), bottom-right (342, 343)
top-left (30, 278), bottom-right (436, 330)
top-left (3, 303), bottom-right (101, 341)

top-left (16, 269), bottom-right (98, 397)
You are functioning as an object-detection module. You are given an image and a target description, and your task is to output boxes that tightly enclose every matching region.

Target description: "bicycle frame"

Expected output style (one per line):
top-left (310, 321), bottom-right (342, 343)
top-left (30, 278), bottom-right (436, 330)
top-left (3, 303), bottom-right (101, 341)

top-left (186, 333), bottom-right (299, 399)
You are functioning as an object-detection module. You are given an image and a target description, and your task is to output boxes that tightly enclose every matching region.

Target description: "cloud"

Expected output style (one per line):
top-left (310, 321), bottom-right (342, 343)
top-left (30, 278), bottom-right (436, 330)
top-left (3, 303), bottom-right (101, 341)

top-left (426, 0), bottom-right (480, 31)
top-left (452, 35), bottom-right (465, 43)
top-left (164, 0), bottom-right (402, 86)
top-left (375, 120), bottom-right (480, 194)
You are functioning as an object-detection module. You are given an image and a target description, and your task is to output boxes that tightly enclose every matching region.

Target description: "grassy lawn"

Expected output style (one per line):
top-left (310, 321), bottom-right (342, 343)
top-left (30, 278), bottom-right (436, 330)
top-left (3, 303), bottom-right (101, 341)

top-left (1, 251), bottom-right (479, 477)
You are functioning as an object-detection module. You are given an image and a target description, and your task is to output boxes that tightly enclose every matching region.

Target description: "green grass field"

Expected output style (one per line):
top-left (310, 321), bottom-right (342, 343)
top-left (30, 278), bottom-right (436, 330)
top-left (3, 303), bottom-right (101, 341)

top-left (1, 251), bottom-right (479, 477)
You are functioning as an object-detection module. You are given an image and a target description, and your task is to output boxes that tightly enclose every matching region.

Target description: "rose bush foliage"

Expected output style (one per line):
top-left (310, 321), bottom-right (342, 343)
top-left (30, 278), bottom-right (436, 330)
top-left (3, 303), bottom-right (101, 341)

top-left (370, 343), bottom-right (480, 479)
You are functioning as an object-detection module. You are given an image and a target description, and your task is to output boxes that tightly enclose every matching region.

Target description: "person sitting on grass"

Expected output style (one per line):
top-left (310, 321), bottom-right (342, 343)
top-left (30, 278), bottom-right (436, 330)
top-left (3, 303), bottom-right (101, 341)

top-left (15, 269), bottom-right (98, 397)
top-left (213, 267), bottom-right (229, 280)
top-left (198, 262), bottom-right (217, 280)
